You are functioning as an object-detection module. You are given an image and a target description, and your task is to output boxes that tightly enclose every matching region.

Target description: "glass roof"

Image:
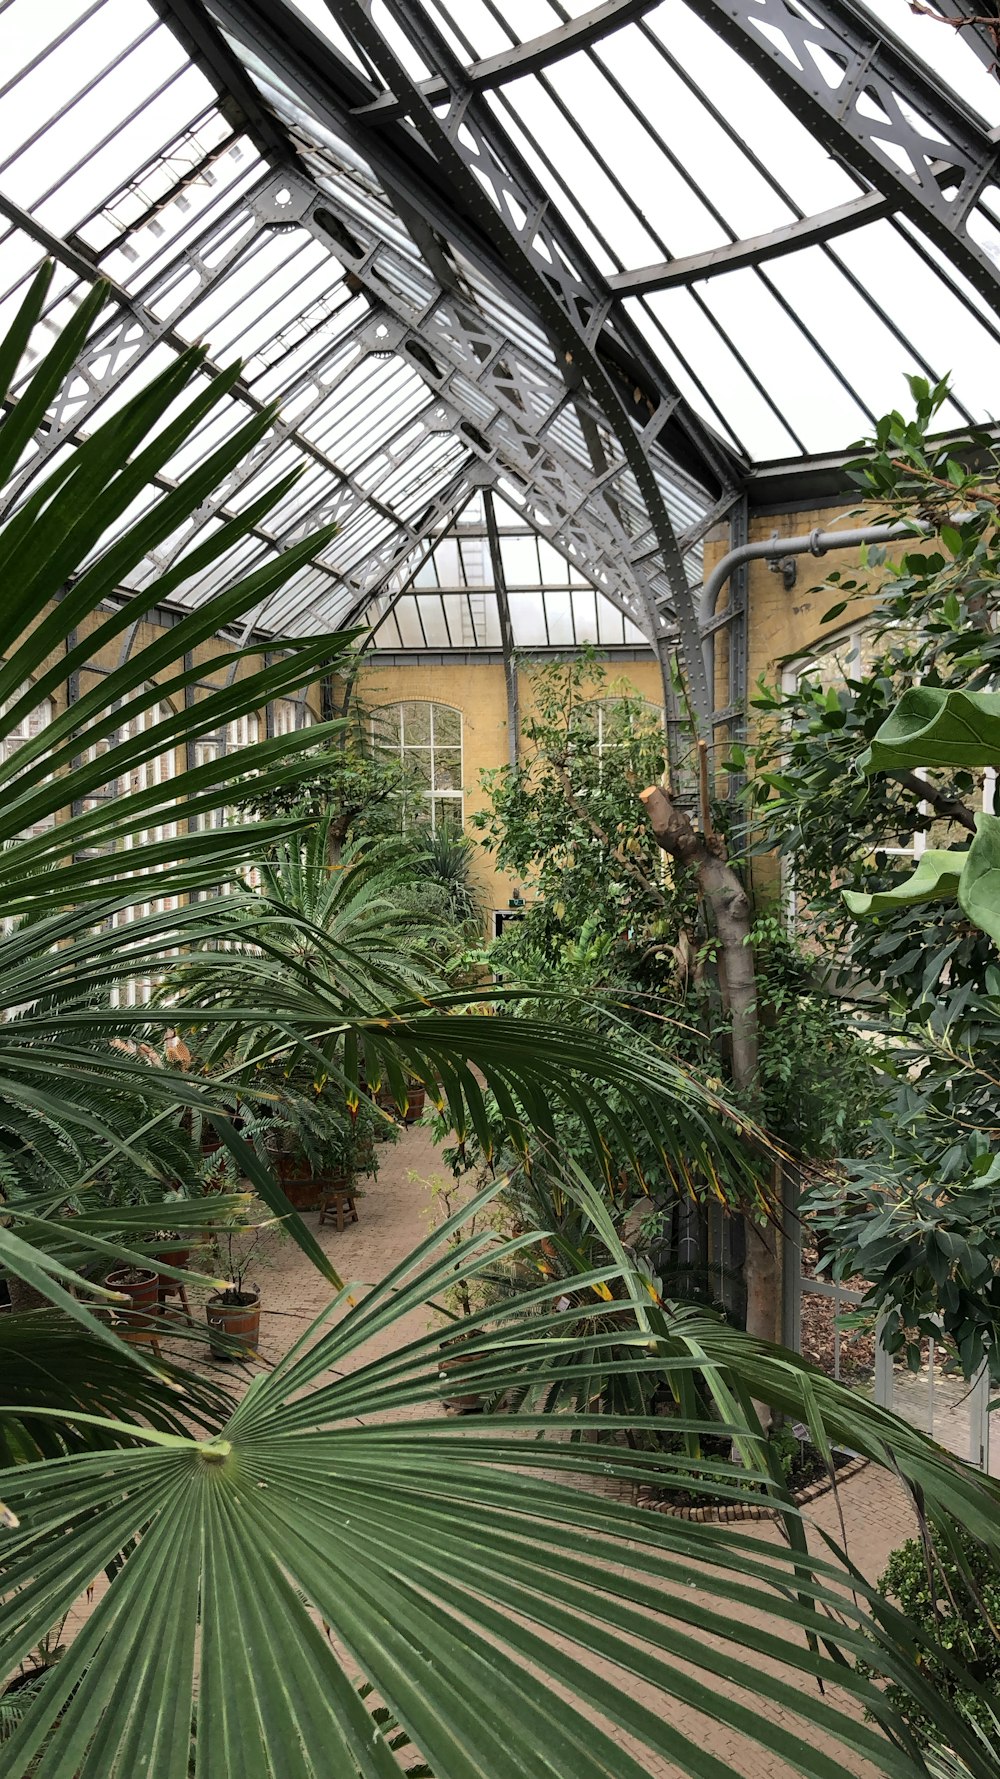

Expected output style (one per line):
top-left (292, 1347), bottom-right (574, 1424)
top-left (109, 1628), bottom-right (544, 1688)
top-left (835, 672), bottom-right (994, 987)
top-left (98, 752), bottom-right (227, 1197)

top-left (372, 489), bottom-right (650, 651)
top-left (1, 0), bottom-right (999, 665)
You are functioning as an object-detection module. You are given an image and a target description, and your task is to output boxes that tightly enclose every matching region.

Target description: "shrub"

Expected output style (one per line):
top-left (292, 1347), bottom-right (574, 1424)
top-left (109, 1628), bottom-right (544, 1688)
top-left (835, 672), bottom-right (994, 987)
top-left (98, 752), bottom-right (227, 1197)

top-left (873, 1530), bottom-right (1000, 1737)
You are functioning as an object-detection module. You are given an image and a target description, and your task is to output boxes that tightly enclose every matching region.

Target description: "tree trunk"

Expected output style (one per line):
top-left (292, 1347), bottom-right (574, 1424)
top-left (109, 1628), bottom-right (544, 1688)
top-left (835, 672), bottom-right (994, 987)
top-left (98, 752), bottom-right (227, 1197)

top-left (639, 784), bottom-right (781, 1359)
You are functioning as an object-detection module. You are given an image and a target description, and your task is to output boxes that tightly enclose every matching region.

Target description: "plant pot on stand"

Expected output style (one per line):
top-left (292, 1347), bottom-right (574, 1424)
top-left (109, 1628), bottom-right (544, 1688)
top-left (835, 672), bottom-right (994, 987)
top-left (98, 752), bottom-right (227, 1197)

top-left (155, 1242), bottom-right (195, 1326)
top-left (104, 1265), bottom-right (162, 1357)
top-left (270, 1148), bottom-right (325, 1212)
top-left (205, 1288), bottom-right (261, 1358)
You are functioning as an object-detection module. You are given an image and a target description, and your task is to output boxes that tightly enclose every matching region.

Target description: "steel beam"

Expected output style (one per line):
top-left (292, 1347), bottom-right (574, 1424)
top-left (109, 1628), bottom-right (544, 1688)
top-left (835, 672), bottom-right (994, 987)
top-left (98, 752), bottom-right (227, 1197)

top-left (297, 0), bottom-right (718, 724)
top-left (354, 0), bottom-right (667, 113)
top-left (608, 193), bottom-right (891, 294)
top-left (484, 489), bottom-right (519, 765)
top-left (686, 0), bottom-right (1000, 311)
top-left (205, 0), bottom-right (742, 496)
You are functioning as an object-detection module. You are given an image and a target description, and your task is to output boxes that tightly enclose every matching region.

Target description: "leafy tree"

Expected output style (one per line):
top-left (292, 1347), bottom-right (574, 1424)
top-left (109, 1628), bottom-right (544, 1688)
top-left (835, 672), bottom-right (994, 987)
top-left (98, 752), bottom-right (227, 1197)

top-left (742, 376), bottom-right (1000, 1375)
top-left (474, 652), bottom-right (878, 1330)
top-left (8, 274), bottom-right (1000, 1779)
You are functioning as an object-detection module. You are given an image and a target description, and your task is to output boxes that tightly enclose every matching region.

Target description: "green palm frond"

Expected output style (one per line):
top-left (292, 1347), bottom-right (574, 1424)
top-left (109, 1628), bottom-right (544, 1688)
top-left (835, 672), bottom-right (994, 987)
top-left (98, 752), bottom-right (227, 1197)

top-left (0, 1311), bottom-right (232, 1466)
top-left (2, 1190), bottom-right (999, 1779)
top-left (0, 262), bottom-right (360, 917)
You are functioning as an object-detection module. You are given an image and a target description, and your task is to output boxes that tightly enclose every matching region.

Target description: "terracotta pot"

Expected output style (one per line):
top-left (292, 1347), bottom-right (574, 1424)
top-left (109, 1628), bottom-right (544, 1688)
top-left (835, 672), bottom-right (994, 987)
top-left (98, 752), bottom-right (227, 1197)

top-left (404, 1085), bottom-right (426, 1125)
top-left (155, 1245), bottom-right (191, 1301)
top-left (438, 1337), bottom-right (484, 1413)
top-left (205, 1288), bottom-right (261, 1358)
top-left (104, 1266), bottom-right (159, 1335)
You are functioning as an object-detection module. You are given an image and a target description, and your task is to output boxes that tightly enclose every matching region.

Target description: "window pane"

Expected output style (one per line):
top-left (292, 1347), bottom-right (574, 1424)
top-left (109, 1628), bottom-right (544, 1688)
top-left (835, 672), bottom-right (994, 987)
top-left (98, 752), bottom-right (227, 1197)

top-left (407, 751), bottom-right (432, 791)
top-left (434, 748), bottom-right (462, 792)
top-left (401, 701), bottom-right (431, 744)
top-left (433, 705), bottom-right (461, 746)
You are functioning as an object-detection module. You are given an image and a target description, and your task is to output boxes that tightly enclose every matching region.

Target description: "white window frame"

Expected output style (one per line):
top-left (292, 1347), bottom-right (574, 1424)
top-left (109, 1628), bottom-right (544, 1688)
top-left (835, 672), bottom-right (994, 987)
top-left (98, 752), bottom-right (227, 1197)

top-left (375, 700), bottom-right (464, 834)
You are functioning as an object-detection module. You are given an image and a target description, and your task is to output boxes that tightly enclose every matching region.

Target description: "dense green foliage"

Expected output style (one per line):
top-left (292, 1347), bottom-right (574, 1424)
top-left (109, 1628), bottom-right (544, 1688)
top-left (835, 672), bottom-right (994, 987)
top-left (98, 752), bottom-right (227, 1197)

top-left (474, 652), bottom-right (878, 1166)
top-left (873, 1530), bottom-right (1000, 1739)
top-left (741, 376), bottom-right (1000, 1376)
top-left (4, 279), bottom-right (1000, 1779)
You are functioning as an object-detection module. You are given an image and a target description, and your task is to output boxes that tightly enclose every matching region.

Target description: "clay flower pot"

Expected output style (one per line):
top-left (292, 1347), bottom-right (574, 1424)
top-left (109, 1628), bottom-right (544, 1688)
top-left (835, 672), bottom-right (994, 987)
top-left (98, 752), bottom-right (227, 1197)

top-left (404, 1084), bottom-right (426, 1125)
top-left (104, 1266), bottom-right (159, 1335)
top-left (205, 1288), bottom-right (261, 1359)
top-left (438, 1334), bottom-right (484, 1413)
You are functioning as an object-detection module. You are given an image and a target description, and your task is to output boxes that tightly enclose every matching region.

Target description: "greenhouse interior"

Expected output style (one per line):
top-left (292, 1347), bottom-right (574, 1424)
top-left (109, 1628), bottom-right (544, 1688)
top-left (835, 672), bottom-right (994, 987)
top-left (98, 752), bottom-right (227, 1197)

top-left (6, 0), bottom-right (1000, 1774)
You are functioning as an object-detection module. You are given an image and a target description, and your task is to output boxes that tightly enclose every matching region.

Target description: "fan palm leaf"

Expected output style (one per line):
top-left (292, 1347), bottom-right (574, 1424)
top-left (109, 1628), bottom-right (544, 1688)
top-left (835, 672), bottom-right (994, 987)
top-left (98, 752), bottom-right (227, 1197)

top-left (1, 1189), bottom-right (999, 1779)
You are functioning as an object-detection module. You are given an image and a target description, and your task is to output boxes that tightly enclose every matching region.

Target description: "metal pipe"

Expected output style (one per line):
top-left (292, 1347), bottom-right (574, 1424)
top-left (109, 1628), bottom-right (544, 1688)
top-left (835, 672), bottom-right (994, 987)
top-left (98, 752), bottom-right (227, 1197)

top-left (700, 519), bottom-right (936, 713)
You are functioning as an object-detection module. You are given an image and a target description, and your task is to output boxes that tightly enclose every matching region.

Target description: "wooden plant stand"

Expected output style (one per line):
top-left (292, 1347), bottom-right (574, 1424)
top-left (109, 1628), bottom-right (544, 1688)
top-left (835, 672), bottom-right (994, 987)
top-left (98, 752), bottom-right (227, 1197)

top-left (319, 1188), bottom-right (359, 1232)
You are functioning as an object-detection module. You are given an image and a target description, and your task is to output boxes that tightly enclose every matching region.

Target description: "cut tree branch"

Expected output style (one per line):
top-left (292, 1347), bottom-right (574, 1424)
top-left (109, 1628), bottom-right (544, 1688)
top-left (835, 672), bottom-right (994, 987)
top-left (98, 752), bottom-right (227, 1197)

top-left (889, 769), bottom-right (977, 834)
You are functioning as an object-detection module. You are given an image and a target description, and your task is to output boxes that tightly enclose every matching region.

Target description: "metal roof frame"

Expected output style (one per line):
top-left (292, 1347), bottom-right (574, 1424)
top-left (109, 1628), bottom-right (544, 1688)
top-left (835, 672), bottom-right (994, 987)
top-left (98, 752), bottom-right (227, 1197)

top-left (4, 0), bottom-right (1000, 740)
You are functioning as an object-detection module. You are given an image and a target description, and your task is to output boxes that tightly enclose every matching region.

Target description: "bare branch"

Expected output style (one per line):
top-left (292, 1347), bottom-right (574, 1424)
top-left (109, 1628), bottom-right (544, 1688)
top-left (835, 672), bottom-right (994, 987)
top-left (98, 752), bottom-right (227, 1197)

top-left (889, 769), bottom-right (977, 834)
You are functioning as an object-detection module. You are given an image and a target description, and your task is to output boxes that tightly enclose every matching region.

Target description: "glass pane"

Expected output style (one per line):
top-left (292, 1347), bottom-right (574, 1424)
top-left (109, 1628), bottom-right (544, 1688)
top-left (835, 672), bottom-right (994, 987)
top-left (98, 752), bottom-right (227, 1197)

top-left (433, 748), bottom-right (462, 792)
top-left (500, 535), bottom-right (541, 585)
top-left (373, 705), bottom-right (400, 746)
top-left (407, 753), bottom-right (432, 791)
top-left (433, 796), bottom-right (463, 832)
top-left (401, 701), bottom-right (431, 745)
top-left (433, 705), bottom-right (461, 746)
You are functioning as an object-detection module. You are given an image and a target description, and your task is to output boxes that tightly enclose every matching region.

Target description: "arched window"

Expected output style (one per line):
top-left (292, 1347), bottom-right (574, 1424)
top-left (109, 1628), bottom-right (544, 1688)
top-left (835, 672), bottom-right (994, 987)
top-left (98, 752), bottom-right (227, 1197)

top-left (272, 698), bottom-right (315, 737)
top-left (375, 701), bottom-right (463, 832)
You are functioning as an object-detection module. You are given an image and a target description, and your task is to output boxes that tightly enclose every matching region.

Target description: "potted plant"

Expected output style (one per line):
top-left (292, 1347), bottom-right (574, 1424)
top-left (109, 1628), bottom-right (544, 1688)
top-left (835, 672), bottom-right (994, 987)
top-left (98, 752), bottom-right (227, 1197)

top-left (103, 1263), bottom-right (160, 1334)
top-left (205, 1231), bottom-right (262, 1359)
top-left (264, 1087), bottom-right (394, 1211)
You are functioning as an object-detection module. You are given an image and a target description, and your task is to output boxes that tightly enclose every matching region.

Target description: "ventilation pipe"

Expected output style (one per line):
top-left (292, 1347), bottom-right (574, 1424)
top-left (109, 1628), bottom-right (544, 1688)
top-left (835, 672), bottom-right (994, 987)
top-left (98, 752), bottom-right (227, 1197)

top-left (700, 518), bottom-right (950, 707)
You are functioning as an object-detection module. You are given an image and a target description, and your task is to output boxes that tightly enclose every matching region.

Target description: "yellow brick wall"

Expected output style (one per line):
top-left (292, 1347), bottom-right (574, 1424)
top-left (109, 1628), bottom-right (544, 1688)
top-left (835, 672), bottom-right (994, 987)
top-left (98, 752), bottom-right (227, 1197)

top-left (28, 498), bottom-right (885, 922)
top-left (355, 656), bottom-right (666, 916)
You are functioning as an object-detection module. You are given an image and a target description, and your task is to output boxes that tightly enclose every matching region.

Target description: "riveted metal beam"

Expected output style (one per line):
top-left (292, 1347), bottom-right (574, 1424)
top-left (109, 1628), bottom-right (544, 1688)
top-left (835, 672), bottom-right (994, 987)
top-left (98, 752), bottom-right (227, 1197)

top-left (686, 0), bottom-right (1000, 311)
top-left (205, 0), bottom-right (742, 499)
top-left (608, 193), bottom-right (892, 294)
top-left (484, 488), bottom-right (519, 765)
top-left (354, 0), bottom-right (666, 114)
top-left (276, 0), bottom-right (720, 725)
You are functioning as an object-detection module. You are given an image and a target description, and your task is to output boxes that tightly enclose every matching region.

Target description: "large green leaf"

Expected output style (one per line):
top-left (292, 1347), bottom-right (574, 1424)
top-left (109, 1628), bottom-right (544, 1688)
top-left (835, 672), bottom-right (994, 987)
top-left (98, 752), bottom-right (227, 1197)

top-left (843, 850), bottom-right (967, 917)
top-left (1, 1205), bottom-right (998, 1779)
top-left (958, 812), bottom-right (1000, 946)
top-left (860, 688), bottom-right (1000, 773)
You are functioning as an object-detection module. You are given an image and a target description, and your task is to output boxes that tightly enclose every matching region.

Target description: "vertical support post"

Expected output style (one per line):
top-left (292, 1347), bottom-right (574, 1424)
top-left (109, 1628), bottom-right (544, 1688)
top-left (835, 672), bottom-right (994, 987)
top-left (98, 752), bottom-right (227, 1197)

top-left (725, 495), bottom-right (749, 801)
top-left (874, 1315), bottom-right (894, 1413)
top-left (780, 1161), bottom-right (801, 1355)
top-left (484, 489), bottom-right (519, 767)
top-left (970, 1362), bottom-right (991, 1472)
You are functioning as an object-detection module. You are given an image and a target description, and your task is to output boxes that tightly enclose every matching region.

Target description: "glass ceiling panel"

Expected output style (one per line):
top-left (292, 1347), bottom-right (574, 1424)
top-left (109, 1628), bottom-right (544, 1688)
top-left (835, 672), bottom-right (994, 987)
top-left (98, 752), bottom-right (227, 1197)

top-left (3, 0), bottom-right (1000, 667)
top-left (365, 492), bottom-right (655, 653)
